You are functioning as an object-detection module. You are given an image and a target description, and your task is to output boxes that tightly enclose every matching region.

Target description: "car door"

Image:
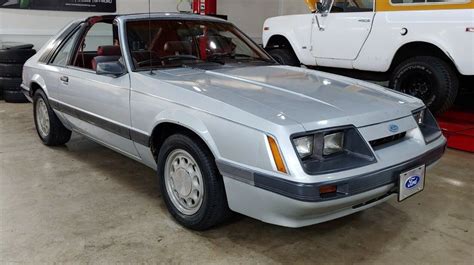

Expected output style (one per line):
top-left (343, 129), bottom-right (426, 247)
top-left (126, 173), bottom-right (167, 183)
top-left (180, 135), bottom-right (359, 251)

top-left (55, 20), bottom-right (140, 158)
top-left (312, 0), bottom-right (375, 61)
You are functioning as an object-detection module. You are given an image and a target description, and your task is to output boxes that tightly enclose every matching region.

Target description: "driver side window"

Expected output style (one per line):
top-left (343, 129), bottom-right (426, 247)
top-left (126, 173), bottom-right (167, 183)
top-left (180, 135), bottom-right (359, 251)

top-left (331, 0), bottom-right (374, 12)
top-left (72, 22), bottom-right (121, 71)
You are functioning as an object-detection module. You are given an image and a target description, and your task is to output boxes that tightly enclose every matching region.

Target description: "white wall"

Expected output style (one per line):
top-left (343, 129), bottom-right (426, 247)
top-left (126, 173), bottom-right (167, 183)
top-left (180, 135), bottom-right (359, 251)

top-left (0, 0), bottom-right (311, 49)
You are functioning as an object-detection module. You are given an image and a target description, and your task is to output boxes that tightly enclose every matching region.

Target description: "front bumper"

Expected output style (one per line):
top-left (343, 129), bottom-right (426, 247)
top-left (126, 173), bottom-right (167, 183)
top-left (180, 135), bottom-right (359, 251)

top-left (217, 137), bottom-right (446, 227)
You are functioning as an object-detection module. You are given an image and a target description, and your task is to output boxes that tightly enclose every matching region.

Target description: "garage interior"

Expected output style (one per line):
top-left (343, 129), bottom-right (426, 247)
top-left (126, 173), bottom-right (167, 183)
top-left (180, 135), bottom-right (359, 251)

top-left (1, 0), bottom-right (473, 264)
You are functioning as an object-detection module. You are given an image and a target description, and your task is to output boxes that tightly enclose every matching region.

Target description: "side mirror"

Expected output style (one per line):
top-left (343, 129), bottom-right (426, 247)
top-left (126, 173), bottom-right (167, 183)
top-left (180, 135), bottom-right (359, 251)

top-left (96, 61), bottom-right (125, 77)
top-left (316, 0), bottom-right (334, 16)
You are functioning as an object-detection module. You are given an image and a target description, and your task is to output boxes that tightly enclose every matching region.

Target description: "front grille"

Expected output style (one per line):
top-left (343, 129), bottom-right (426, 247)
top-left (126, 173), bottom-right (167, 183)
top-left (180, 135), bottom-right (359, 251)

top-left (369, 132), bottom-right (406, 149)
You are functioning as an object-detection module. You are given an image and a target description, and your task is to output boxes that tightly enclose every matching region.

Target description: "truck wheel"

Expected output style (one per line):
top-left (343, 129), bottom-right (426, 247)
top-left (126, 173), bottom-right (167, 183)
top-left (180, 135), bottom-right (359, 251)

top-left (33, 89), bottom-right (72, 146)
top-left (268, 49), bottom-right (300, 66)
top-left (390, 56), bottom-right (458, 115)
top-left (157, 133), bottom-right (232, 230)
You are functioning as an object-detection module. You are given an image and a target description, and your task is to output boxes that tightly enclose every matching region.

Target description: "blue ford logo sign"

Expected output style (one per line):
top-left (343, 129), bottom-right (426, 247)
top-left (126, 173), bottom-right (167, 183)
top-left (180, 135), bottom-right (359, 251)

top-left (405, 176), bottom-right (421, 189)
top-left (389, 124), bottom-right (399, 133)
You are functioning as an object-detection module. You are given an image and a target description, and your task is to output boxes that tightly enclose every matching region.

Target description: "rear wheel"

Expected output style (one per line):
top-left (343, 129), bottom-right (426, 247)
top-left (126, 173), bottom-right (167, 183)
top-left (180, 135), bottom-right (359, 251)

top-left (33, 90), bottom-right (71, 146)
top-left (268, 48), bottom-right (300, 66)
top-left (389, 56), bottom-right (458, 115)
top-left (157, 133), bottom-right (231, 230)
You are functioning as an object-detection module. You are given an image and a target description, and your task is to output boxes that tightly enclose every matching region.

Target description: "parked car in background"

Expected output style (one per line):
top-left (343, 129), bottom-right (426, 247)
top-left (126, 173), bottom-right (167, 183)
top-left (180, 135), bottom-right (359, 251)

top-left (263, 0), bottom-right (474, 114)
top-left (22, 13), bottom-right (446, 230)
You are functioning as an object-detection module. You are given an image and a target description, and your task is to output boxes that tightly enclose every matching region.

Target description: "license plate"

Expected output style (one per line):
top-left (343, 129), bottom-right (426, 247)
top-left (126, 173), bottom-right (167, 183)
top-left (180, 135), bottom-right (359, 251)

top-left (399, 165), bottom-right (426, 202)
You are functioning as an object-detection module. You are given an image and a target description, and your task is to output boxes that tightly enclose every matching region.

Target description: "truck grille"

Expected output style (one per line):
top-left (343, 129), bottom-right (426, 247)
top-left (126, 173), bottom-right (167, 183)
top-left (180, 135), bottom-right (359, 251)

top-left (369, 132), bottom-right (406, 149)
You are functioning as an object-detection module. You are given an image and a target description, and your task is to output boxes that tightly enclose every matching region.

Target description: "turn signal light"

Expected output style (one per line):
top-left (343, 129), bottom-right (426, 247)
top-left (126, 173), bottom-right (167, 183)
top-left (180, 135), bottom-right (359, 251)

top-left (319, 185), bottom-right (337, 195)
top-left (267, 136), bottom-right (287, 174)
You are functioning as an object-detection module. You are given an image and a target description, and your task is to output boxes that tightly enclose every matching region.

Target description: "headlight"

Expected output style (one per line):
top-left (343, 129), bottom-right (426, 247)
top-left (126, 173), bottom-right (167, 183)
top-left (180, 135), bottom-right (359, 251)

top-left (413, 109), bottom-right (425, 125)
top-left (323, 132), bottom-right (344, 156)
top-left (412, 108), bottom-right (442, 143)
top-left (293, 135), bottom-right (314, 158)
top-left (291, 126), bottom-right (376, 175)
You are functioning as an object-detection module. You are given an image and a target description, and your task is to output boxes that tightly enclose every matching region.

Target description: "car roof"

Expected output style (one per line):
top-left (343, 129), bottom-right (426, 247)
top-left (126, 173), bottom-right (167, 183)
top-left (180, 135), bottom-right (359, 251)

top-left (87, 12), bottom-right (228, 24)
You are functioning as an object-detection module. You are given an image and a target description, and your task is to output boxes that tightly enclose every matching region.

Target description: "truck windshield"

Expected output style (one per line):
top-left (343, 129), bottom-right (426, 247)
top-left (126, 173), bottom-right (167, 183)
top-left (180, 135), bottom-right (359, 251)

top-left (126, 19), bottom-right (274, 70)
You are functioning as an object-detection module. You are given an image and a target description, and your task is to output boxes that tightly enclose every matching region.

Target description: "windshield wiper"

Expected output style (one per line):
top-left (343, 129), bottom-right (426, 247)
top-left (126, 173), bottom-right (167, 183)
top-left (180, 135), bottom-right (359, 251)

top-left (206, 53), bottom-right (274, 64)
top-left (161, 54), bottom-right (200, 62)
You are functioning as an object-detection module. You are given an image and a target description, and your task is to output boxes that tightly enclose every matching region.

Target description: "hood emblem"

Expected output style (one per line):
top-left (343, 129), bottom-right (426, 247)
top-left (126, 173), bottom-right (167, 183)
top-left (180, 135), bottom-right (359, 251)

top-left (389, 124), bottom-right (399, 133)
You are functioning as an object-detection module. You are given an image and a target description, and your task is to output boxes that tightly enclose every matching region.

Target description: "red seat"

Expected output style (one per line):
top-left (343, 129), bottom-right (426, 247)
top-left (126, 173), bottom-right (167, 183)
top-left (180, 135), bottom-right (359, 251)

top-left (92, 46), bottom-right (122, 70)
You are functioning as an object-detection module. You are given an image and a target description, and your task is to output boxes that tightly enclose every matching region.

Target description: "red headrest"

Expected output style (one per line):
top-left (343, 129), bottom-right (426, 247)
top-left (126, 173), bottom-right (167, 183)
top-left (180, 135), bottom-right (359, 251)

top-left (97, 45), bottom-right (121, 56)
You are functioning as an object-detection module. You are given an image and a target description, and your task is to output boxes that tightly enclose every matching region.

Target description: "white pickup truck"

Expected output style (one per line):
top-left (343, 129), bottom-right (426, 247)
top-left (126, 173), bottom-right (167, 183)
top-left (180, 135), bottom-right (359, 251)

top-left (263, 0), bottom-right (474, 114)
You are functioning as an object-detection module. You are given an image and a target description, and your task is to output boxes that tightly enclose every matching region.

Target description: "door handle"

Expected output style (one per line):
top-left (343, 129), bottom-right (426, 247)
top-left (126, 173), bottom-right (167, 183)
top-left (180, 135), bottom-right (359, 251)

top-left (60, 76), bottom-right (69, 83)
top-left (358, 18), bottom-right (371, 23)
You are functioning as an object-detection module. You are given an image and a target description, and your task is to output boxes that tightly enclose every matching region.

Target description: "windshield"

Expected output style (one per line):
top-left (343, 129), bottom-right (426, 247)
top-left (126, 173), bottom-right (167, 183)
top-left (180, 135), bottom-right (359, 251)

top-left (126, 19), bottom-right (274, 70)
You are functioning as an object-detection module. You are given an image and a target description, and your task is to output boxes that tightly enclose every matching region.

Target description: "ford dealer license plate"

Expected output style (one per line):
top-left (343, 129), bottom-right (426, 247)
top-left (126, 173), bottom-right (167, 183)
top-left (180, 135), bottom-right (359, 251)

top-left (399, 165), bottom-right (426, 201)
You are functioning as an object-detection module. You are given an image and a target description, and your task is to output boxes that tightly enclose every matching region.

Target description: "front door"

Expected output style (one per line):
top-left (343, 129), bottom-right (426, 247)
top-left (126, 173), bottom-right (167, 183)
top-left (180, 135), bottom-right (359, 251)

top-left (312, 0), bottom-right (375, 61)
top-left (54, 19), bottom-right (139, 158)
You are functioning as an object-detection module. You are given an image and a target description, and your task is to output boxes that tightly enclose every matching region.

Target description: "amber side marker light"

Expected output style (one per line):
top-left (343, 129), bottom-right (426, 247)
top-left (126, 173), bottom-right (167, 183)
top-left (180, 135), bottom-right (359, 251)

top-left (319, 185), bottom-right (337, 195)
top-left (267, 136), bottom-right (287, 174)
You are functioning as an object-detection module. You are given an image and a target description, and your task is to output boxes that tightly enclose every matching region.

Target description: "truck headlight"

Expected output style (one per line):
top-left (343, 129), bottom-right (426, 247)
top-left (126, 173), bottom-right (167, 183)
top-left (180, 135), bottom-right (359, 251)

top-left (293, 135), bottom-right (314, 158)
top-left (323, 132), bottom-right (344, 156)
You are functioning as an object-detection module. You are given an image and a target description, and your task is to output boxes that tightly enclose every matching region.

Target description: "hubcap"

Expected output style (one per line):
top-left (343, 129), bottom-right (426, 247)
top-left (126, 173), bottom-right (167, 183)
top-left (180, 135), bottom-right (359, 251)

top-left (164, 149), bottom-right (204, 215)
top-left (36, 98), bottom-right (50, 138)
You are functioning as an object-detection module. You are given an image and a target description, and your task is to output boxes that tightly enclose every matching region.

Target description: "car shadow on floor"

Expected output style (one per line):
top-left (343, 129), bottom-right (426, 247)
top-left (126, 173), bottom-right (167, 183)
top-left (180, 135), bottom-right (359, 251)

top-left (55, 133), bottom-right (446, 264)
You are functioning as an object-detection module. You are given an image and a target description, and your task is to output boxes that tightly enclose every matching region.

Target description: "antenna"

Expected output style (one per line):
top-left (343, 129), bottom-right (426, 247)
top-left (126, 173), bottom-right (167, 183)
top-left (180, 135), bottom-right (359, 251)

top-left (148, 0), bottom-right (155, 75)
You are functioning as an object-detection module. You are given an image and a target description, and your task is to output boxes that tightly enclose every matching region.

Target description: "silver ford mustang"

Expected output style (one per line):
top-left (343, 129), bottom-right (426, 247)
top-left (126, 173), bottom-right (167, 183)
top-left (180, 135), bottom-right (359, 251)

top-left (21, 13), bottom-right (446, 230)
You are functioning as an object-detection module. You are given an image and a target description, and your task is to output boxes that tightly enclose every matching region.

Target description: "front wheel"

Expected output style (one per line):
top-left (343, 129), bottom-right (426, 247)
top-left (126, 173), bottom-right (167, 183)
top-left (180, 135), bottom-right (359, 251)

top-left (33, 90), bottom-right (72, 146)
top-left (389, 56), bottom-right (458, 115)
top-left (268, 48), bottom-right (300, 66)
top-left (157, 133), bottom-right (232, 230)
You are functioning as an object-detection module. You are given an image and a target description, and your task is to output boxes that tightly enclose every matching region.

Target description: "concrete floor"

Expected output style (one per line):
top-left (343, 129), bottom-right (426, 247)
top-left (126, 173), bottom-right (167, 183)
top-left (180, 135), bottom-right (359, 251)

top-left (1, 102), bottom-right (473, 264)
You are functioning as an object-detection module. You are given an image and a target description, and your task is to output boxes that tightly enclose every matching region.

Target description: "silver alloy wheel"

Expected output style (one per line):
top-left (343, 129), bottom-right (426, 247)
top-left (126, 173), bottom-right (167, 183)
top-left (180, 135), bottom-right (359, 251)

top-left (36, 98), bottom-right (50, 138)
top-left (164, 149), bottom-right (204, 215)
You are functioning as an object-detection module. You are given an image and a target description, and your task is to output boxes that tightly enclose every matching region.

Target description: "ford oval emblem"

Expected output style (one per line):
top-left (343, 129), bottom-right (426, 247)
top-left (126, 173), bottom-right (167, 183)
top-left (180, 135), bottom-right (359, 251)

top-left (389, 124), bottom-right (399, 133)
top-left (405, 176), bottom-right (421, 189)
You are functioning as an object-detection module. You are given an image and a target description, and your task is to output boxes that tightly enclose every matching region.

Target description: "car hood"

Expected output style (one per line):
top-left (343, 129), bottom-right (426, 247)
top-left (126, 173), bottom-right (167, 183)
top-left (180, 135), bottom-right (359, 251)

top-left (145, 65), bottom-right (422, 130)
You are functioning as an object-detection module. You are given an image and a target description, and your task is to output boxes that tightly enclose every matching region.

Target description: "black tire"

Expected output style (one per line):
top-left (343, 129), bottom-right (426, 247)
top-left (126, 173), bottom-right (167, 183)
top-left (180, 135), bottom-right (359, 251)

top-left (0, 63), bottom-right (23, 77)
top-left (157, 133), bottom-right (232, 230)
top-left (0, 49), bottom-right (36, 64)
top-left (1, 43), bottom-right (34, 50)
top-left (0, 77), bottom-right (22, 91)
top-left (3, 90), bottom-right (28, 103)
top-left (389, 56), bottom-right (458, 115)
top-left (33, 89), bottom-right (72, 146)
top-left (268, 48), bottom-right (300, 66)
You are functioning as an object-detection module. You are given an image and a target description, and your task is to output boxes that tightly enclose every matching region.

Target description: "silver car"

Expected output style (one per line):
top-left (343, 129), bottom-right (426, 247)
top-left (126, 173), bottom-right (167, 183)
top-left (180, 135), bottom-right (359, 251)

top-left (21, 13), bottom-right (446, 230)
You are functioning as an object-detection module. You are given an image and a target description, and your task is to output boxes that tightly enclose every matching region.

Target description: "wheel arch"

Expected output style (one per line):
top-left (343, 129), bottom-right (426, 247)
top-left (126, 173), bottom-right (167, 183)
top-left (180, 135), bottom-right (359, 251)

top-left (390, 41), bottom-right (459, 74)
top-left (266, 34), bottom-right (294, 50)
top-left (28, 74), bottom-right (48, 97)
top-left (148, 112), bottom-right (220, 162)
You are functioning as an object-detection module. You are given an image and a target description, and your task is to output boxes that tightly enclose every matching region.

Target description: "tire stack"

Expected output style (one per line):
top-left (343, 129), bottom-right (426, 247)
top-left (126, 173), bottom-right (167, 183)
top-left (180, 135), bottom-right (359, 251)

top-left (0, 43), bottom-right (36, 103)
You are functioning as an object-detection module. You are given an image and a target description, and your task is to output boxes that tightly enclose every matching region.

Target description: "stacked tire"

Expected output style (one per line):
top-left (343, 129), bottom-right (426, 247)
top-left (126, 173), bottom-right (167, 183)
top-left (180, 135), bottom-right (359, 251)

top-left (0, 43), bottom-right (36, 103)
